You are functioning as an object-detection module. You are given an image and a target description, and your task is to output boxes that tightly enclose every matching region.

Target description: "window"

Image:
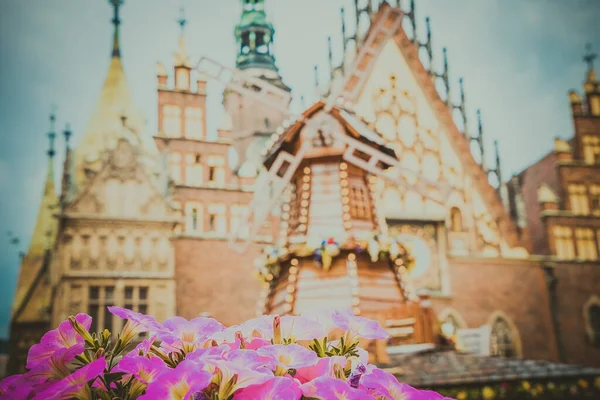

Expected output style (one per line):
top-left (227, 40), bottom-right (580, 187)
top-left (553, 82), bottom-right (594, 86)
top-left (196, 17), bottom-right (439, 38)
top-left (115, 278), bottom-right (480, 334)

top-left (207, 156), bottom-right (225, 186)
top-left (185, 154), bottom-right (203, 186)
top-left (439, 309), bottom-right (466, 339)
top-left (170, 152), bottom-right (182, 183)
top-left (591, 185), bottom-right (600, 215)
top-left (241, 32), bottom-right (250, 54)
top-left (554, 226), bottom-right (575, 259)
top-left (450, 207), bottom-right (463, 232)
top-left (582, 135), bottom-right (600, 165)
top-left (490, 317), bottom-right (519, 358)
top-left (575, 228), bottom-right (598, 260)
top-left (231, 205), bottom-right (249, 238)
top-left (207, 204), bottom-right (226, 234)
top-left (589, 306), bottom-right (600, 346)
top-left (568, 184), bottom-right (589, 215)
top-left (256, 32), bottom-right (269, 54)
top-left (585, 296), bottom-right (600, 346)
top-left (124, 286), bottom-right (149, 315)
top-left (349, 184), bottom-right (371, 219)
top-left (88, 286), bottom-right (115, 333)
top-left (185, 107), bottom-right (203, 139)
top-left (163, 105), bottom-right (181, 137)
top-left (185, 203), bottom-right (202, 233)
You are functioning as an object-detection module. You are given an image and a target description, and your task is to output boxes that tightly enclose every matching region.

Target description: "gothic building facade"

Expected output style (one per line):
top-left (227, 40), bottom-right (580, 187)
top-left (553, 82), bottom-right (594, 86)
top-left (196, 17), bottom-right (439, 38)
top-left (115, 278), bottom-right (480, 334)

top-left (7, 0), bottom-right (600, 379)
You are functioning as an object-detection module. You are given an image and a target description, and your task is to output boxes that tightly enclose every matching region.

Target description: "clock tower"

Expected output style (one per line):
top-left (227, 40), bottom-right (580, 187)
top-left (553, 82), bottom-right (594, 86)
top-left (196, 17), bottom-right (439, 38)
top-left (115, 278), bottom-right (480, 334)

top-left (223, 0), bottom-right (292, 179)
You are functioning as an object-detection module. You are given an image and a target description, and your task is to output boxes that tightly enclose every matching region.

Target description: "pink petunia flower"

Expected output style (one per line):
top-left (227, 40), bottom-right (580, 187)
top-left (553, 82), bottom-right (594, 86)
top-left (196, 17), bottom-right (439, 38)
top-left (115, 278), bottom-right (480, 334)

top-left (108, 306), bottom-right (162, 343)
top-left (225, 349), bottom-right (276, 372)
top-left (114, 355), bottom-right (167, 384)
top-left (139, 359), bottom-right (212, 400)
top-left (210, 360), bottom-right (272, 399)
top-left (242, 315), bottom-right (326, 343)
top-left (25, 344), bottom-right (85, 385)
top-left (302, 376), bottom-right (375, 400)
top-left (157, 316), bottom-right (225, 353)
top-left (295, 355), bottom-right (347, 383)
top-left (332, 309), bottom-right (389, 340)
top-left (257, 344), bottom-right (319, 376)
top-left (31, 356), bottom-right (107, 400)
top-left (361, 368), bottom-right (428, 400)
top-left (302, 309), bottom-right (339, 335)
top-left (234, 376), bottom-right (302, 400)
top-left (27, 313), bottom-right (91, 369)
top-left (0, 373), bottom-right (37, 400)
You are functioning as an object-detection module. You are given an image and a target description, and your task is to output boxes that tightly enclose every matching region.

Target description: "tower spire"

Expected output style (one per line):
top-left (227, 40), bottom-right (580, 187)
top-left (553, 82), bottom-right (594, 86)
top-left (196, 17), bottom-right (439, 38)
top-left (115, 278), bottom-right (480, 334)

top-left (234, 0), bottom-right (288, 91)
top-left (174, 6), bottom-right (191, 68)
top-left (583, 43), bottom-right (598, 83)
top-left (46, 113), bottom-right (56, 190)
top-left (110, 0), bottom-right (124, 58)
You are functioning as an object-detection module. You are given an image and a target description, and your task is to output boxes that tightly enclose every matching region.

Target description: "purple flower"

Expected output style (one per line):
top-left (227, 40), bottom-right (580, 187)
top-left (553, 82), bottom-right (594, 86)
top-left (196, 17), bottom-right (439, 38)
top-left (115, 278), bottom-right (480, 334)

top-left (234, 376), bottom-right (302, 400)
top-left (32, 357), bottom-right (106, 400)
top-left (139, 359), bottom-right (212, 400)
top-left (27, 313), bottom-right (91, 369)
top-left (333, 309), bottom-right (389, 340)
top-left (0, 374), bottom-right (37, 399)
top-left (108, 306), bottom-right (162, 343)
top-left (360, 368), bottom-right (423, 399)
top-left (295, 355), bottom-right (347, 383)
top-left (157, 316), bottom-right (225, 353)
top-left (257, 344), bottom-right (318, 376)
top-left (348, 363), bottom-right (367, 388)
top-left (211, 360), bottom-right (272, 398)
top-left (114, 355), bottom-right (167, 384)
top-left (302, 376), bottom-right (375, 400)
top-left (26, 344), bottom-right (85, 385)
top-left (225, 349), bottom-right (276, 371)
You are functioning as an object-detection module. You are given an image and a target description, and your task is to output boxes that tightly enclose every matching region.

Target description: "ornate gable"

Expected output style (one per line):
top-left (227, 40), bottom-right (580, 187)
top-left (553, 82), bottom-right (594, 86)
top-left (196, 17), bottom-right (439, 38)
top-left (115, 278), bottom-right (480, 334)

top-left (346, 4), bottom-right (526, 257)
top-left (66, 139), bottom-right (175, 220)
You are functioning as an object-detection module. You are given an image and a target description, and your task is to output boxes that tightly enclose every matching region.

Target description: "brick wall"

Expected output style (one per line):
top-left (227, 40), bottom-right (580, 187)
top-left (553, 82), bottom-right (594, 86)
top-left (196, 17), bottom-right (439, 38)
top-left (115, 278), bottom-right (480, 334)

top-left (431, 257), bottom-right (559, 362)
top-left (553, 263), bottom-right (600, 367)
top-left (174, 238), bottom-right (264, 325)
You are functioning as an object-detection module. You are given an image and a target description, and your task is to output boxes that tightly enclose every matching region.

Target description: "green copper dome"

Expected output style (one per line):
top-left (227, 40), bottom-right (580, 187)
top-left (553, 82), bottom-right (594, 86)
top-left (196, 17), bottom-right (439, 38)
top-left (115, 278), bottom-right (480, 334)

top-left (235, 0), bottom-right (277, 72)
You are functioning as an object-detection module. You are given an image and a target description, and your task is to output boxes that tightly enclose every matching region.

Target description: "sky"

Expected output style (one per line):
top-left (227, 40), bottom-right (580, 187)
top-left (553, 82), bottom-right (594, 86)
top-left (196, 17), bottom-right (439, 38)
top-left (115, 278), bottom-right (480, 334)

top-left (0, 0), bottom-right (598, 338)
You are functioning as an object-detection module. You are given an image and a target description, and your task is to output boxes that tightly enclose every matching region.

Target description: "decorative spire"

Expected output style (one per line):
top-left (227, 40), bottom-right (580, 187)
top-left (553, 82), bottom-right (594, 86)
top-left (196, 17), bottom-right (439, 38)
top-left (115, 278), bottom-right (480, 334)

top-left (328, 36), bottom-right (334, 81)
top-left (60, 123), bottom-right (72, 205)
top-left (494, 139), bottom-right (503, 185)
top-left (440, 47), bottom-right (450, 106)
top-left (454, 77), bottom-right (468, 134)
top-left (583, 43), bottom-right (598, 83)
top-left (45, 113), bottom-right (57, 196)
top-left (177, 5), bottom-right (187, 33)
top-left (174, 6), bottom-right (191, 68)
top-left (109, 0), bottom-right (124, 58)
top-left (476, 109), bottom-right (486, 168)
top-left (47, 113), bottom-right (56, 159)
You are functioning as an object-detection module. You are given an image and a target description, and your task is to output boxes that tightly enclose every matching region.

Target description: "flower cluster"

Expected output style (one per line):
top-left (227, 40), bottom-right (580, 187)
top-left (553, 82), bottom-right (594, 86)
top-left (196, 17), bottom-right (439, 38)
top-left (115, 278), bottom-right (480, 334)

top-left (256, 234), bottom-right (415, 283)
top-left (0, 308), bottom-right (449, 400)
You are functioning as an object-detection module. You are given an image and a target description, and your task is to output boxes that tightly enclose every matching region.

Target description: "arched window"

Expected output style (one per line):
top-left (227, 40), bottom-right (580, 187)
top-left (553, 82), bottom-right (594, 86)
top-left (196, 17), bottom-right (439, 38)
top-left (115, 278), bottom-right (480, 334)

top-left (450, 207), bottom-right (463, 232)
top-left (489, 314), bottom-right (521, 357)
top-left (438, 308), bottom-right (467, 338)
top-left (584, 296), bottom-right (600, 346)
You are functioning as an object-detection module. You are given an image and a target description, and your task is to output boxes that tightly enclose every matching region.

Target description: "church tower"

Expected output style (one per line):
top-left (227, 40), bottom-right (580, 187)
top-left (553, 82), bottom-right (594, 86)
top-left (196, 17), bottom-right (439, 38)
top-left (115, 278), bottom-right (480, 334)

top-left (46, 0), bottom-right (178, 340)
top-left (223, 0), bottom-right (291, 178)
top-left (7, 115), bottom-right (59, 374)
